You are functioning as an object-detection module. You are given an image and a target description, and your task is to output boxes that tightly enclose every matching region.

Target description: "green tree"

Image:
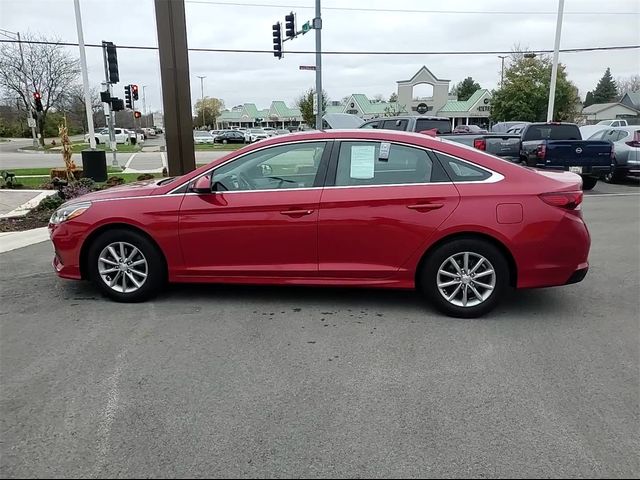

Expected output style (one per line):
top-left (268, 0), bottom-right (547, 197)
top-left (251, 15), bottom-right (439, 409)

top-left (296, 88), bottom-right (328, 127)
top-left (0, 33), bottom-right (80, 145)
top-left (389, 92), bottom-right (398, 103)
top-left (584, 91), bottom-right (595, 107)
top-left (490, 51), bottom-right (580, 122)
top-left (591, 67), bottom-right (618, 104)
top-left (453, 77), bottom-right (481, 101)
top-left (194, 96), bottom-right (224, 128)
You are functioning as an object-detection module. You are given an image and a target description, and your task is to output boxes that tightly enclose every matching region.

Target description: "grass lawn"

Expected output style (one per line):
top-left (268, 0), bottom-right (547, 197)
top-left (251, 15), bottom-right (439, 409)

top-left (21, 142), bottom-right (142, 153)
top-left (194, 143), bottom-right (244, 151)
top-left (14, 173), bottom-right (165, 190)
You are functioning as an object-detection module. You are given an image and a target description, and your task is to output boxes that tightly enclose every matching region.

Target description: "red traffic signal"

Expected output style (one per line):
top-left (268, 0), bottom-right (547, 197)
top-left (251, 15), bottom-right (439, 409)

top-left (131, 84), bottom-right (139, 101)
top-left (134, 111), bottom-right (142, 119)
top-left (33, 91), bottom-right (43, 112)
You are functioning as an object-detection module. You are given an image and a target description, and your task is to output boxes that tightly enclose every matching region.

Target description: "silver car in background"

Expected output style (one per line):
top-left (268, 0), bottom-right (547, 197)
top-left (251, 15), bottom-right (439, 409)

top-left (588, 126), bottom-right (640, 182)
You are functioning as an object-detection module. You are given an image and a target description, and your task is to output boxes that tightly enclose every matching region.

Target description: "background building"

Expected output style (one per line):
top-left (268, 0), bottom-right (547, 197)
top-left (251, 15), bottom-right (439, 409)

top-left (217, 66), bottom-right (493, 129)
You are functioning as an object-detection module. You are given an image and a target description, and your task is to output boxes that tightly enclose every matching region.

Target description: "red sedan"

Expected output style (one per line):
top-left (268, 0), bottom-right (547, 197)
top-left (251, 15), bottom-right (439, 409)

top-left (49, 130), bottom-right (590, 317)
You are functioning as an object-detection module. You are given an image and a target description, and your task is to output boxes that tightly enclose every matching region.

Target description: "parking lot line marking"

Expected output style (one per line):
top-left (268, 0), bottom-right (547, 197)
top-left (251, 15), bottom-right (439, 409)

top-left (124, 153), bottom-right (137, 169)
top-left (585, 193), bottom-right (640, 198)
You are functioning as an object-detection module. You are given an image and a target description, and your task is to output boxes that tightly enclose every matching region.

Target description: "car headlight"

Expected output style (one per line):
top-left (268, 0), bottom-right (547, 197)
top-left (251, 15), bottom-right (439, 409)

top-left (49, 201), bottom-right (92, 225)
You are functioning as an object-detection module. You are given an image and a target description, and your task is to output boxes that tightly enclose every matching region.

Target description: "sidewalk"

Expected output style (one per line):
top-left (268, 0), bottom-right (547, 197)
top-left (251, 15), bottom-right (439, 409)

top-left (0, 189), bottom-right (56, 219)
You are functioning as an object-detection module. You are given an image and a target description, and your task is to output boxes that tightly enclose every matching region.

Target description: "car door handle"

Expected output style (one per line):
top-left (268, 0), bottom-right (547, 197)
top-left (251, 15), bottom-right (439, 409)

top-left (407, 203), bottom-right (444, 211)
top-left (280, 209), bottom-right (315, 217)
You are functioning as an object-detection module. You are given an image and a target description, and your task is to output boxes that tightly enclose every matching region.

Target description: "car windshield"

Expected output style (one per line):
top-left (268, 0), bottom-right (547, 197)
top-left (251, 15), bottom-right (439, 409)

top-left (596, 120), bottom-right (612, 125)
top-left (194, 131), bottom-right (210, 136)
top-left (249, 129), bottom-right (265, 134)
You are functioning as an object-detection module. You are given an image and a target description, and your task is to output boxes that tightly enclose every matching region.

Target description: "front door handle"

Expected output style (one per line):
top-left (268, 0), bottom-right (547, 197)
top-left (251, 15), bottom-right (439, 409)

top-left (280, 209), bottom-right (315, 217)
top-left (407, 203), bottom-right (444, 212)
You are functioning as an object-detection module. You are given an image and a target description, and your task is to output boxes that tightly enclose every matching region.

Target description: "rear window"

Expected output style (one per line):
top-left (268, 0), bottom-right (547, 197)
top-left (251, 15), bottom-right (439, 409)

top-left (415, 118), bottom-right (452, 134)
top-left (523, 124), bottom-right (581, 141)
top-left (434, 152), bottom-right (492, 182)
top-left (381, 119), bottom-right (409, 131)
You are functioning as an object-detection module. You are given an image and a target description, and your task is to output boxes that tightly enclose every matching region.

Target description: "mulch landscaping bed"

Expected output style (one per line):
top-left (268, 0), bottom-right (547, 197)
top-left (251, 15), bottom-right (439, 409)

top-left (0, 208), bottom-right (55, 232)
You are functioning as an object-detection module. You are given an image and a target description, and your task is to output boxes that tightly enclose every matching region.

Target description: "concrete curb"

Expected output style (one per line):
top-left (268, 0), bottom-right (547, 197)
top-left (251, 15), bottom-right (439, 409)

top-left (0, 227), bottom-right (50, 253)
top-left (0, 190), bottom-right (58, 219)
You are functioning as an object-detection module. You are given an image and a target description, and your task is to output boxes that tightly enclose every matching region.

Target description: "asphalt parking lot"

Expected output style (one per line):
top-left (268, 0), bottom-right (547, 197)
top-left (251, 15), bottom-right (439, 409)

top-left (1, 182), bottom-right (638, 478)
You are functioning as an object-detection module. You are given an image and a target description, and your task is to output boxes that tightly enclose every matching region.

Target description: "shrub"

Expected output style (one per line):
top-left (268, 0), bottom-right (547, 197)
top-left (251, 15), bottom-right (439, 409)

top-left (105, 176), bottom-right (125, 187)
top-left (37, 194), bottom-right (64, 211)
top-left (61, 178), bottom-right (96, 200)
top-left (137, 173), bottom-right (155, 181)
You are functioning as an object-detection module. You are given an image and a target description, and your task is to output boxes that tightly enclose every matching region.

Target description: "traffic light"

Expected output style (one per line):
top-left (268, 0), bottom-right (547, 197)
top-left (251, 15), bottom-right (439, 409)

top-left (285, 12), bottom-right (295, 39)
top-left (272, 23), bottom-right (282, 59)
top-left (104, 41), bottom-right (119, 84)
top-left (33, 91), bottom-right (43, 112)
top-left (131, 84), bottom-right (139, 101)
top-left (124, 85), bottom-right (132, 109)
top-left (110, 98), bottom-right (125, 112)
top-left (134, 111), bottom-right (142, 119)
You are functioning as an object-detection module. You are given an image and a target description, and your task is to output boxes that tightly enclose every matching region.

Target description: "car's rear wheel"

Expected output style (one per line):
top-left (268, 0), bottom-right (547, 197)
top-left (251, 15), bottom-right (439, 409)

top-left (581, 176), bottom-right (598, 190)
top-left (420, 238), bottom-right (509, 318)
top-left (94, 138), bottom-right (100, 145)
top-left (222, 139), bottom-right (228, 144)
top-left (88, 229), bottom-right (165, 302)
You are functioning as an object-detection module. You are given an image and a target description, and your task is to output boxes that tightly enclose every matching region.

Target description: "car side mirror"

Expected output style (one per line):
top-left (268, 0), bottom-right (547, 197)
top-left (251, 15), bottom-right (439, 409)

top-left (191, 175), bottom-right (212, 193)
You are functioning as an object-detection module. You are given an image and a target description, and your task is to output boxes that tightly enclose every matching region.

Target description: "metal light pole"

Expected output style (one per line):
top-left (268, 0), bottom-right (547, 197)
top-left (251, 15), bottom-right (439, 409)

top-left (196, 75), bottom-right (206, 127)
top-left (547, 0), bottom-right (565, 122)
top-left (0, 29), bottom-right (38, 146)
top-left (73, 0), bottom-right (96, 150)
top-left (142, 85), bottom-right (148, 127)
top-left (498, 55), bottom-right (507, 87)
top-left (314, 0), bottom-right (323, 130)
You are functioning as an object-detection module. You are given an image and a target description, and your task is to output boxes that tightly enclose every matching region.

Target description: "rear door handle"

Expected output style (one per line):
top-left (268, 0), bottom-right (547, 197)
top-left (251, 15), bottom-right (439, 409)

top-left (407, 203), bottom-right (444, 212)
top-left (280, 209), bottom-right (315, 217)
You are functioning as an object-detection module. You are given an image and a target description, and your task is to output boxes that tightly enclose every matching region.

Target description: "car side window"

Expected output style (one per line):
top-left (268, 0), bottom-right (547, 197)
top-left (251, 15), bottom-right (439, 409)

top-left (360, 121), bottom-right (379, 129)
top-left (335, 142), bottom-right (446, 186)
top-left (381, 119), bottom-right (408, 131)
top-left (211, 142), bottom-right (326, 191)
top-left (588, 130), bottom-right (607, 140)
top-left (434, 152), bottom-right (492, 182)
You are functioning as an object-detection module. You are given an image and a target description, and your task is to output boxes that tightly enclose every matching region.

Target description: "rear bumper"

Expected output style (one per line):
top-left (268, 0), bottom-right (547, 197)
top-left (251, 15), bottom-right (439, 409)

top-left (565, 266), bottom-right (589, 285)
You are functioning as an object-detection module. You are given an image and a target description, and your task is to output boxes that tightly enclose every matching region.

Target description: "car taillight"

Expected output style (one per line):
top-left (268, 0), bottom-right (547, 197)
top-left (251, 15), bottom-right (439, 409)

top-left (625, 131), bottom-right (640, 148)
top-left (537, 144), bottom-right (546, 159)
top-left (539, 191), bottom-right (583, 210)
top-left (473, 138), bottom-right (486, 151)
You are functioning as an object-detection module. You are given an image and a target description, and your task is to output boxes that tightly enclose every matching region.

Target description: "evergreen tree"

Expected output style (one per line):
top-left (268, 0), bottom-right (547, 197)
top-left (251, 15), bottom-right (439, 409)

top-left (592, 68), bottom-right (618, 104)
top-left (584, 91), bottom-right (595, 107)
top-left (453, 77), bottom-right (481, 101)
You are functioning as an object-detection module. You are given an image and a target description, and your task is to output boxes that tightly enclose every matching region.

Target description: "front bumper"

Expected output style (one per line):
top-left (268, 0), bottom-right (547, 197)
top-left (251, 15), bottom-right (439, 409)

top-left (49, 223), bottom-right (83, 280)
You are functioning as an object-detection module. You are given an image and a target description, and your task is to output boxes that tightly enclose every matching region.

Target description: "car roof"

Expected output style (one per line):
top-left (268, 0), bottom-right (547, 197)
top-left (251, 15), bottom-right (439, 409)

top-left (608, 126), bottom-right (640, 132)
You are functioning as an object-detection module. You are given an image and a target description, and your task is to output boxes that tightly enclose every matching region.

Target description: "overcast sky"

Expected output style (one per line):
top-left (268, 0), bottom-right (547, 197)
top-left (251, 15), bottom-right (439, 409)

top-left (1, 0), bottom-right (639, 114)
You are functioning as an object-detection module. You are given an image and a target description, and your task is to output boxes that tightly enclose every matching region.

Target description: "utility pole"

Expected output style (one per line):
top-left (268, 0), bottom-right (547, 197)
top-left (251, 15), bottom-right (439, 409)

top-left (73, 0), bottom-right (96, 150)
top-left (498, 55), bottom-right (507, 88)
top-left (197, 75), bottom-right (206, 127)
top-left (142, 85), bottom-right (148, 127)
top-left (314, 0), bottom-right (323, 130)
top-left (547, 0), bottom-right (565, 122)
top-left (102, 42), bottom-right (118, 167)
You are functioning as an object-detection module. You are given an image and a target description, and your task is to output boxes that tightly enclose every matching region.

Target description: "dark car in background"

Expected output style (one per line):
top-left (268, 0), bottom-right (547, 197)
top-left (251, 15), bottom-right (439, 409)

top-left (214, 130), bottom-right (246, 144)
top-left (360, 116), bottom-right (452, 134)
top-left (519, 122), bottom-right (613, 190)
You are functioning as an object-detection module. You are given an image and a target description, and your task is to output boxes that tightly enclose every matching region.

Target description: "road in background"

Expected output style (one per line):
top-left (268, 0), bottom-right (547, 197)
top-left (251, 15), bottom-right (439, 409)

top-left (1, 195), bottom-right (638, 478)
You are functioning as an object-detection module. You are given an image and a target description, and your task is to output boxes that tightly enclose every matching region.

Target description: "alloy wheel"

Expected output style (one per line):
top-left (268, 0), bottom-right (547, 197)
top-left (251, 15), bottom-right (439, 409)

top-left (437, 252), bottom-right (496, 308)
top-left (98, 242), bottom-right (149, 294)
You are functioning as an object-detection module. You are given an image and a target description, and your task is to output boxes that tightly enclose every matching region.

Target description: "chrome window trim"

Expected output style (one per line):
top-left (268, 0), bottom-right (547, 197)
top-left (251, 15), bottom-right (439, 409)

top-left (167, 137), bottom-right (505, 195)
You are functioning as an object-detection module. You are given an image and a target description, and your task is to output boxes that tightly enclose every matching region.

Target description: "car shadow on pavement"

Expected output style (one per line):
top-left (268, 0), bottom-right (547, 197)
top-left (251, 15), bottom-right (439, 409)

top-left (60, 279), bottom-right (571, 318)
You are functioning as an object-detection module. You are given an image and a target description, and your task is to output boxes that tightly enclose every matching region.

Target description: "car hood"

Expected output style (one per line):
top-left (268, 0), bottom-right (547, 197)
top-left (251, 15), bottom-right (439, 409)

top-left (70, 179), bottom-right (160, 203)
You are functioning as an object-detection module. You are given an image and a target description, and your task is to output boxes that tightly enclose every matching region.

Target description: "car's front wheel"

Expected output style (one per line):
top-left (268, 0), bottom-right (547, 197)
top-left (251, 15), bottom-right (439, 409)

top-left (420, 238), bottom-right (509, 318)
top-left (581, 176), bottom-right (598, 190)
top-left (88, 228), bottom-right (166, 302)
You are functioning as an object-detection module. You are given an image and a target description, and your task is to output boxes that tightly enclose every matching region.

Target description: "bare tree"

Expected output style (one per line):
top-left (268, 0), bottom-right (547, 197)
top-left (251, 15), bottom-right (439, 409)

top-left (617, 75), bottom-right (640, 98)
top-left (0, 33), bottom-right (80, 145)
top-left (62, 84), bottom-right (104, 132)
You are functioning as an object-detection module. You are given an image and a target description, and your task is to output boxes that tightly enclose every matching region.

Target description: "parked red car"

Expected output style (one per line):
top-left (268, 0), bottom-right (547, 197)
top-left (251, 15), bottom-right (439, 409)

top-left (49, 130), bottom-right (590, 317)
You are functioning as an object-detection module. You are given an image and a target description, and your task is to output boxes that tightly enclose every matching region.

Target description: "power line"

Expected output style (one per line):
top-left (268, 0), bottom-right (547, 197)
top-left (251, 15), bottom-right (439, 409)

top-left (1, 39), bottom-right (638, 56)
top-left (185, 0), bottom-right (638, 15)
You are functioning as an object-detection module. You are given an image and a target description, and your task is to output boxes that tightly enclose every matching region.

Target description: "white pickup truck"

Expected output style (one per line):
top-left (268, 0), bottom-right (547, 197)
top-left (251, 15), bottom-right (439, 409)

top-left (85, 128), bottom-right (144, 145)
top-left (596, 119), bottom-right (629, 127)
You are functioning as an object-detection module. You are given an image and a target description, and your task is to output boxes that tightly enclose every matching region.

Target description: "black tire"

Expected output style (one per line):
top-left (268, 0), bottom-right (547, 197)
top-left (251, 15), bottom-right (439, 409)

top-left (581, 176), bottom-right (598, 190)
top-left (419, 238), bottom-right (510, 318)
top-left (87, 228), bottom-right (166, 302)
top-left (94, 138), bottom-right (100, 145)
top-left (603, 162), bottom-right (625, 183)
